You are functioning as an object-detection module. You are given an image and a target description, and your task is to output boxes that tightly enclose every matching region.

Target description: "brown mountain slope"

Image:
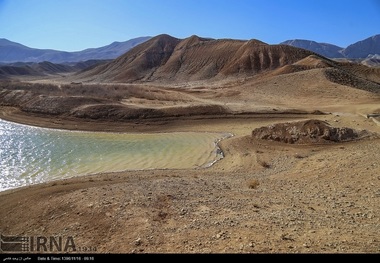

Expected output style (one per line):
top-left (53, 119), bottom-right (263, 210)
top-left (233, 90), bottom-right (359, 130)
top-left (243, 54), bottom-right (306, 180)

top-left (77, 34), bottom-right (319, 83)
top-left (2, 35), bottom-right (378, 125)
top-left (335, 61), bottom-right (380, 84)
top-left (78, 34), bottom-right (181, 82)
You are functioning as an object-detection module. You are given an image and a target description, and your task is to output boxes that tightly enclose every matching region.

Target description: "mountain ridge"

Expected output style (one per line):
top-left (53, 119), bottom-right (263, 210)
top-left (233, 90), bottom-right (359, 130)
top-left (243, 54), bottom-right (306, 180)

top-left (280, 39), bottom-right (344, 58)
top-left (281, 34), bottom-right (380, 59)
top-left (0, 37), bottom-right (151, 63)
top-left (76, 34), bottom-right (328, 83)
top-left (1, 34), bottom-right (379, 64)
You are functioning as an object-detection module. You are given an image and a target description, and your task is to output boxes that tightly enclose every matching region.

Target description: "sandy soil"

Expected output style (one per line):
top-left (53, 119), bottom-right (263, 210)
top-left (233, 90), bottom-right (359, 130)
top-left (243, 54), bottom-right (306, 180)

top-left (0, 105), bottom-right (379, 254)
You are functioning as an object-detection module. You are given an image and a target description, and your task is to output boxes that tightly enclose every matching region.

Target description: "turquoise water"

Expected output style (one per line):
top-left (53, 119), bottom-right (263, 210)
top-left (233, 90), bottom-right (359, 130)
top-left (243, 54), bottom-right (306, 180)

top-left (0, 119), bottom-right (229, 191)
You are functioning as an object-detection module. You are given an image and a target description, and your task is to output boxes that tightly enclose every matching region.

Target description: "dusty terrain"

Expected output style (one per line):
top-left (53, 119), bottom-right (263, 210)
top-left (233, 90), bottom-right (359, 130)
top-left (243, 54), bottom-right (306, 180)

top-left (0, 35), bottom-right (380, 254)
top-left (0, 109), bottom-right (379, 254)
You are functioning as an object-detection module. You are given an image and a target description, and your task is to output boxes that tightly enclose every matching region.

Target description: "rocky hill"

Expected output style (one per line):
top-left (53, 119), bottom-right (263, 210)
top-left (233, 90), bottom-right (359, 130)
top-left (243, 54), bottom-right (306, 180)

top-left (78, 34), bottom-right (319, 82)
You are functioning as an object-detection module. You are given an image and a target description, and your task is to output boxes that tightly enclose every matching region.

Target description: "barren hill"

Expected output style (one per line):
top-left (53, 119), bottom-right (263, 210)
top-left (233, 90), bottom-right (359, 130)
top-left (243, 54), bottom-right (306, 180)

top-left (77, 34), bottom-right (320, 83)
top-left (0, 60), bottom-right (109, 79)
top-left (1, 34), bottom-right (379, 124)
top-left (76, 34), bottom-right (380, 92)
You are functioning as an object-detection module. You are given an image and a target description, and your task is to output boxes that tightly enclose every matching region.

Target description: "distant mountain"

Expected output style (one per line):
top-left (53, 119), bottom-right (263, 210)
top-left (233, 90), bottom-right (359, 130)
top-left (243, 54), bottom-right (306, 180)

top-left (2, 34), bottom-right (378, 63)
top-left (361, 54), bottom-right (380, 67)
top-left (0, 60), bottom-right (110, 79)
top-left (280, 40), bottom-right (344, 58)
top-left (66, 37), bottom-right (152, 62)
top-left (281, 34), bottom-right (380, 59)
top-left (0, 37), bottom-right (151, 63)
top-left (342, 35), bottom-right (380, 58)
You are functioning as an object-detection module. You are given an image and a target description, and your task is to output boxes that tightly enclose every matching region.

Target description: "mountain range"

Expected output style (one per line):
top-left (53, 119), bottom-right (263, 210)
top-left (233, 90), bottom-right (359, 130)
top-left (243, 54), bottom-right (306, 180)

top-left (0, 37), bottom-right (151, 63)
top-left (77, 34), bottom-right (316, 82)
top-left (76, 34), bottom-right (380, 88)
top-left (1, 33), bottom-right (379, 125)
top-left (0, 34), bottom-right (379, 65)
top-left (281, 34), bottom-right (380, 59)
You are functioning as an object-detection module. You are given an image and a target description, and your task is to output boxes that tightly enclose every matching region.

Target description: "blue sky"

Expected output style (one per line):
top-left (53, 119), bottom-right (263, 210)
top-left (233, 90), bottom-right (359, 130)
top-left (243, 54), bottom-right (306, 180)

top-left (1, 0), bottom-right (379, 51)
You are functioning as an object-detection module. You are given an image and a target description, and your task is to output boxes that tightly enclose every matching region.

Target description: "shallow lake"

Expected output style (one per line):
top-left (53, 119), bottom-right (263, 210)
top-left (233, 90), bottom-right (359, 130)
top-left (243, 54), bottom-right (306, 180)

top-left (0, 119), bottom-right (229, 191)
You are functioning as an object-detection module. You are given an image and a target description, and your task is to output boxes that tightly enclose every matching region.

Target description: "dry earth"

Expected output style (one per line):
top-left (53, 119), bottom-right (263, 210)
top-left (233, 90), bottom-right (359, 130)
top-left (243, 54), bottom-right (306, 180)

top-left (0, 101), bottom-right (379, 254)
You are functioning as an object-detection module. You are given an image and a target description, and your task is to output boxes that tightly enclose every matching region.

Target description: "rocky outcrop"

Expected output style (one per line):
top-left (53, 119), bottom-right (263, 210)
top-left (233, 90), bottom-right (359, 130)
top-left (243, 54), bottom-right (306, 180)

top-left (251, 119), bottom-right (370, 144)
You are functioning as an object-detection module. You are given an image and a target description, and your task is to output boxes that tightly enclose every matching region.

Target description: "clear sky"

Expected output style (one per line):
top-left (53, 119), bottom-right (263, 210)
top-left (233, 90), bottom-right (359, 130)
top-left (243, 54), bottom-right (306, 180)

top-left (1, 0), bottom-right (379, 51)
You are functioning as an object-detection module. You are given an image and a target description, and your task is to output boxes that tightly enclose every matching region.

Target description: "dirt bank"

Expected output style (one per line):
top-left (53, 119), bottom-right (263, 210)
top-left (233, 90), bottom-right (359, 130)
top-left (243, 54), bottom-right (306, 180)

top-left (0, 111), bottom-right (379, 253)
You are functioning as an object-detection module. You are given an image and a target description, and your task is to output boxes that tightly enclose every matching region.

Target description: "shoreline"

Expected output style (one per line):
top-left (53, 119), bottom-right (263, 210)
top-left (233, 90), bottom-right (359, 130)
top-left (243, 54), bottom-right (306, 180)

top-left (0, 113), bottom-right (234, 193)
top-left (0, 106), bottom-right (310, 195)
top-left (0, 106), bottom-right (314, 134)
top-left (1, 107), bottom-right (380, 253)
